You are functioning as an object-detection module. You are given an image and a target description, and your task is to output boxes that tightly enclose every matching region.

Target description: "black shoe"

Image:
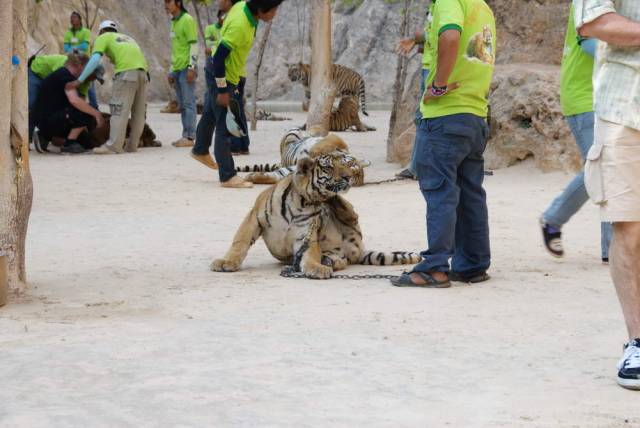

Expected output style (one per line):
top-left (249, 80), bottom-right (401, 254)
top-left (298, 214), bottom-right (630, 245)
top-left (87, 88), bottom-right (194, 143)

top-left (618, 339), bottom-right (640, 390)
top-left (540, 217), bottom-right (564, 258)
top-left (395, 168), bottom-right (416, 180)
top-left (449, 271), bottom-right (490, 283)
top-left (62, 142), bottom-right (86, 154)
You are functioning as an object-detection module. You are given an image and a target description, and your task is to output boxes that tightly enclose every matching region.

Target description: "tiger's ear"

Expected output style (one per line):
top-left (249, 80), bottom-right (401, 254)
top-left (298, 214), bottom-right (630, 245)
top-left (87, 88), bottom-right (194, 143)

top-left (297, 157), bottom-right (315, 176)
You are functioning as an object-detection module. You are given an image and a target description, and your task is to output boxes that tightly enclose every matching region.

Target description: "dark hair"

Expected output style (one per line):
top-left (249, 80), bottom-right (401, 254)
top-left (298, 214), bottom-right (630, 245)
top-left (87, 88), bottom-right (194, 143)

top-left (175, 0), bottom-right (187, 12)
top-left (101, 27), bottom-right (117, 34)
top-left (247, 0), bottom-right (285, 14)
top-left (71, 11), bottom-right (82, 24)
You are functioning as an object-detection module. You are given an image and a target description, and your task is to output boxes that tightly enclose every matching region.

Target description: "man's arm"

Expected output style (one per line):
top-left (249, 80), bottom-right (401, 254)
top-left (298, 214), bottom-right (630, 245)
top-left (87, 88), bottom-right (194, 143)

top-left (65, 83), bottom-right (103, 127)
top-left (579, 12), bottom-right (640, 46)
top-left (433, 29), bottom-right (460, 87)
top-left (213, 43), bottom-right (232, 107)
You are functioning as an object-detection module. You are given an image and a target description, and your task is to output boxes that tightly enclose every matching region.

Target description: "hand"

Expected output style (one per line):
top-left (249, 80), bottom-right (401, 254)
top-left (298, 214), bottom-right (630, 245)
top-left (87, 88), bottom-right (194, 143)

top-left (94, 113), bottom-right (105, 129)
top-left (396, 38), bottom-right (416, 55)
top-left (186, 68), bottom-right (197, 83)
top-left (422, 82), bottom-right (460, 104)
top-left (216, 92), bottom-right (230, 108)
top-left (167, 74), bottom-right (175, 85)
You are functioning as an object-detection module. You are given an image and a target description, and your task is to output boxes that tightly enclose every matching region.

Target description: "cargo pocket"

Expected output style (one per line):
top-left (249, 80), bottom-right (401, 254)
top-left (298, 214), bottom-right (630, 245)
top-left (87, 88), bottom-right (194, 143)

top-left (584, 142), bottom-right (606, 205)
top-left (419, 174), bottom-right (445, 193)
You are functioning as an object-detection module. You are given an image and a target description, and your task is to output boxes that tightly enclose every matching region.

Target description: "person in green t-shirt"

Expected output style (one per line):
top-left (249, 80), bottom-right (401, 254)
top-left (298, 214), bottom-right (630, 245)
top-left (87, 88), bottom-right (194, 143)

top-left (205, 10), bottom-right (225, 57)
top-left (63, 12), bottom-right (91, 54)
top-left (63, 12), bottom-right (98, 108)
top-left (391, 0), bottom-right (496, 288)
top-left (165, 0), bottom-right (199, 148)
top-left (396, 1), bottom-right (436, 180)
top-left (75, 20), bottom-right (149, 155)
top-left (191, 0), bottom-right (285, 189)
top-left (539, 4), bottom-right (612, 263)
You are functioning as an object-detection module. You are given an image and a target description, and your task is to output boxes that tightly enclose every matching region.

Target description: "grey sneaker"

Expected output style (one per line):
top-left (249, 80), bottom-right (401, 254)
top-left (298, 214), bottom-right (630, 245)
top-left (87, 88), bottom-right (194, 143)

top-left (93, 144), bottom-right (123, 155)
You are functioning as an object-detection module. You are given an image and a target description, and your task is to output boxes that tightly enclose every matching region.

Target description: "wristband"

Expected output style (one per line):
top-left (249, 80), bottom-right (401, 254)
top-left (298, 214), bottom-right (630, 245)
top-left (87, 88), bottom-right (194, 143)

top-left (216, 78), bottom-right (227, 88)
top-left (430, 83), bottom-right (448, 97)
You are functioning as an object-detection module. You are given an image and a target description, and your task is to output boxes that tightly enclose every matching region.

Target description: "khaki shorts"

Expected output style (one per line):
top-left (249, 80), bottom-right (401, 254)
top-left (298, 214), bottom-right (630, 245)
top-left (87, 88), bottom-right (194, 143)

top-left (585, 118), bottom-right (640, 222)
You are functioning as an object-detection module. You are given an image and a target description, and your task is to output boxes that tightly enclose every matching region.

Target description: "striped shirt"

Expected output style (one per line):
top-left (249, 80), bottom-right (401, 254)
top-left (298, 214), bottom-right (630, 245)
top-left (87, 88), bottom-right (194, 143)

top-left (574, 0), bottom-right (640, 130)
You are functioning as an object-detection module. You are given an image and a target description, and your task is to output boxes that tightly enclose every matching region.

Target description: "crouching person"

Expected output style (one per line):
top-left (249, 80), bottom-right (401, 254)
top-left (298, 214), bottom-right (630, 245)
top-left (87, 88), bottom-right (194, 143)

top-left (76, 20), bottom-right (149, 154)
top-left (32, 53), bottom-right (104, 154)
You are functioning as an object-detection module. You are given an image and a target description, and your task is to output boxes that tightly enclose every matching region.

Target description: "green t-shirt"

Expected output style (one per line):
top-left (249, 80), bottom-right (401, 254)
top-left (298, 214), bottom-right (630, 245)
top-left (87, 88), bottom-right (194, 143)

top-left (205, 23), bottom-right (222, 54)
top-left (219, 1), bottom-right (257, 85)
top-left (421, 0), bottom-right (496, 119)
top-left (64, 27), bottom-right (92, 53)
top-left (171, 12), bottom-right (198, 72)
top-left (30, 54), bottom-right (68, 79)
top-left (422, 3), bottom-right (435, 70)
top-left (560, 5), bottom-right (594, 117)
top-left (93, 32), bottom-right (148, 74)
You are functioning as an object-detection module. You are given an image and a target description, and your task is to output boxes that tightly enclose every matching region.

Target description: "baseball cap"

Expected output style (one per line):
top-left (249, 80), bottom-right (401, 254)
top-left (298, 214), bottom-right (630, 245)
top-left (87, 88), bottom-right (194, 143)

top-left (226, 98), bottom-right (247, 138)
top-left (98, 20), bottom-right (118, 32)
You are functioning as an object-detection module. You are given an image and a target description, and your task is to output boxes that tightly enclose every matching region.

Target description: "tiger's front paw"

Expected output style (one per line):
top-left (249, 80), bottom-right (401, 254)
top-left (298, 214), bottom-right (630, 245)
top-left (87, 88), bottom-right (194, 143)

top-left (303, 264), bottom-right (333, 280)
top-left (210, 258), bottom-right (241, 272)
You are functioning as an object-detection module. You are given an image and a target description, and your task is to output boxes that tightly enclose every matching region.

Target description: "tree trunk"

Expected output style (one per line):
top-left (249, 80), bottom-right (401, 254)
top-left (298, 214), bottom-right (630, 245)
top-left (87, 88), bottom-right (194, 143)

top-left (190, 1), bottom-right (208, 53)
top-left (306, 0), bottom-right (335, 136)
top-left (0, 0), bottom-right (33, 300)
top-left (387, 0), bottom-right (414, 162)
top-left (250, 21), bottom-right (273, 131)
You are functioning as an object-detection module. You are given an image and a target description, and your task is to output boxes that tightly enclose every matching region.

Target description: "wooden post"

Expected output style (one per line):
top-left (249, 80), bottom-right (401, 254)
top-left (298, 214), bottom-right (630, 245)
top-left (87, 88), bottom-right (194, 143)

top-left (250, 21), bottom-right (273, 131)
top-left (0, 0), bottom-right (33, 298)
top-left (306, 0), bottom-right (335, 136)
top-left (387, 0), bottom-right (414, 162)
top-left (0, 254), bottom-right (7, 307)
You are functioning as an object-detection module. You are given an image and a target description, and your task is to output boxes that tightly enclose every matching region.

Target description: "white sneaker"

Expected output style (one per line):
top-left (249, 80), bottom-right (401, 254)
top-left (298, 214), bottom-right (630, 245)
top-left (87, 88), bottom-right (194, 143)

top-left (617, 339), bottom-right (640, 390)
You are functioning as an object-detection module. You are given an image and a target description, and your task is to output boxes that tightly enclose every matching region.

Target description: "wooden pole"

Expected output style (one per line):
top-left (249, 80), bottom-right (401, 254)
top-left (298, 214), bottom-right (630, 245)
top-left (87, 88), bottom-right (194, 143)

top-left (0, 0), bottom-right (33, 298)
top-left (387, 0), bottom-right (414, 161)
top-left (306, 0), bottom-right (335, 136)
top-left (250, 21), bottom-right (273, 131)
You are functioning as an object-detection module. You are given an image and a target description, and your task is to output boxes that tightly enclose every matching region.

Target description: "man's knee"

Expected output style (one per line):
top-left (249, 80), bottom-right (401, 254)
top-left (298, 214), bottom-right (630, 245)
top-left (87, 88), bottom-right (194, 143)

top-left (614, 222), bottom-right (640, 254)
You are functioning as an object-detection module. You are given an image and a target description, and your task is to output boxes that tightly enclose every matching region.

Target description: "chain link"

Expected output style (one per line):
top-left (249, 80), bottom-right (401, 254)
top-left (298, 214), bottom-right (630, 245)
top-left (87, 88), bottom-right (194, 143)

top-left (280, 266), bottom-right (399, 280)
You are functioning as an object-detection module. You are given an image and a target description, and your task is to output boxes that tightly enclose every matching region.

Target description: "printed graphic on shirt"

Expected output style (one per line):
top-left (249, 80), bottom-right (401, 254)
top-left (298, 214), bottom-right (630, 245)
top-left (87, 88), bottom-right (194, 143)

top-left (465, 25), bottom-right (494, 65)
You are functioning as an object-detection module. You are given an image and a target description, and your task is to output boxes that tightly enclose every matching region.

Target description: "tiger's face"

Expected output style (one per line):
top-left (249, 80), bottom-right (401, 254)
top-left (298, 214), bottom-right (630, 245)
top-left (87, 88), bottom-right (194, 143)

top-left (295, 152), bottom-right (360, 201)
top-left (287, 63), bottom-right (308, 83)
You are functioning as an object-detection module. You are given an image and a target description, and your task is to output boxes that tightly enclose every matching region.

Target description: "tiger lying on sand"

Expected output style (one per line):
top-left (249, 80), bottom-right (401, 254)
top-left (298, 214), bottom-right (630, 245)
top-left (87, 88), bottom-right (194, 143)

top-left (211, 136), bottom-right (420, 279)
top-left (235, 129), bottom-right (370, 186)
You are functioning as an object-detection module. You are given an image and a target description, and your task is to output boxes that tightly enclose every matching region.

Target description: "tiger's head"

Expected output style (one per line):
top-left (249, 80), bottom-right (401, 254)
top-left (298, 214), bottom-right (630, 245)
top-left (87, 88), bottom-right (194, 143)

top-left (294, 151), bottom-right (361, 202)
top-left (287, 62), bottom-right (309, 83)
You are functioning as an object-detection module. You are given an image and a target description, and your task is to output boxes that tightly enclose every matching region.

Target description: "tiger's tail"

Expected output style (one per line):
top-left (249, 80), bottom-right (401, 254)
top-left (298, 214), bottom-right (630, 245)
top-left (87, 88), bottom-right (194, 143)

top-left (358, 79), bottom-right (369, 116)
top-left (236, 163), bottom-right (280, 173)
top-left (246, 166), bottom-right (297, 185)
top-left (358, 251), bottom-right (421, 266)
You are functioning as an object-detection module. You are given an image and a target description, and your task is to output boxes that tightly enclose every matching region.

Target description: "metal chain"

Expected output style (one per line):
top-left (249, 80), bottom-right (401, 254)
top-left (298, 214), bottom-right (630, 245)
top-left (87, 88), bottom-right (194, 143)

top-left (280, 267), bottom-right (399, 280)
top-left (362, 177), bottom-right (404, 186)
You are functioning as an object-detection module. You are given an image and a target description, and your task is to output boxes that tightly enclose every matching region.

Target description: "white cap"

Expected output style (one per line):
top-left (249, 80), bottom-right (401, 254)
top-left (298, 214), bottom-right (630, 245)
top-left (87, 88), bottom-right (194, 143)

top-left (98, 20), bottom-right (118, 32)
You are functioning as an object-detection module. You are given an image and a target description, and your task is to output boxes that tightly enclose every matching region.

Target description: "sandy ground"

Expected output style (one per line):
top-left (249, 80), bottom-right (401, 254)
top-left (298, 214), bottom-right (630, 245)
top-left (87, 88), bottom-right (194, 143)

top-left (1, 106), bottom-right (639, 427)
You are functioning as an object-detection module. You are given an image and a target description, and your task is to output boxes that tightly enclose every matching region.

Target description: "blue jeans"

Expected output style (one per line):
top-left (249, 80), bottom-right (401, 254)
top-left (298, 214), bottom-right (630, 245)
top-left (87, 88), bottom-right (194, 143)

top-left (413, 113), bottom-right (491, 275)
top-left (28, 69), bottom-right (43, 141)
top-left (172, 69), bottom-right (197, 139)
top-left (230, 77), bottom-right (250, 153)
top-left (542, 111), bottom-right (612, 258)
top-left (408, 68), bottom-right (430, 175)
top-left (193, 61), bottom-right (237, 183)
